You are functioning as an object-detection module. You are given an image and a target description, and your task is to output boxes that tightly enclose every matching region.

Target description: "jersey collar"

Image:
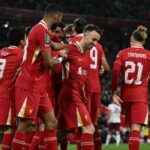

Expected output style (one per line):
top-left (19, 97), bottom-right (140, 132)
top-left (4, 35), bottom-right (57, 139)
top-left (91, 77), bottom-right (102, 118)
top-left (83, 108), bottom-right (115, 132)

top-left (75, 41), bottom-right (84, 53)
top-left (8, 46), bottom-right (18, 49)
top-left (39, 20), bottom-right (48, 30)
top-left (131, 44), bottom-right (144, 49)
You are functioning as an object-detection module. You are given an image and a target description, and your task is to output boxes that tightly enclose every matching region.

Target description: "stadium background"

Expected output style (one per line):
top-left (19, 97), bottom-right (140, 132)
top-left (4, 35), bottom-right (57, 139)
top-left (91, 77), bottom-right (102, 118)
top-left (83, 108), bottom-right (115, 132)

top-left (0, 0), bottom-right (150, 148)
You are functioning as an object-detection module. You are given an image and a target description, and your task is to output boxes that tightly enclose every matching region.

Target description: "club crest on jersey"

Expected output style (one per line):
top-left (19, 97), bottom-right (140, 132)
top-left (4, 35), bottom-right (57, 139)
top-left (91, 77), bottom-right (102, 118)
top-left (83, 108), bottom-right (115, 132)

top-left (77, 67), bottom-right (87, 75)
top-left (45, 33), bottom-right (50, 47)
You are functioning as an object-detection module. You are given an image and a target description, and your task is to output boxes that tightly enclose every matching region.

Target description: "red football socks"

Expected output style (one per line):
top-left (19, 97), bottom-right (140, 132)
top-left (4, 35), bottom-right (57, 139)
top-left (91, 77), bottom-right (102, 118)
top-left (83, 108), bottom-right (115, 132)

top-left (128, 130), bottom-right (140, 150)
top-left (12, 131), bottom-right (26, 150)
top-left (38, 131), bottom-right (45, 150)
top-left (29, 131), bottom-right (40, 150)
top-left (81, 133), bottom-right (94, 150)
top-left (25, 131), bottom-right (35, 150)
top-left (93, 125), bottom-right (102, 150)
top-left (44, 129), bottom-right (58, 150)
top-left (1, 133), bottom-right (14, 150)
top-left (76, 130), bottom-right (82, 150)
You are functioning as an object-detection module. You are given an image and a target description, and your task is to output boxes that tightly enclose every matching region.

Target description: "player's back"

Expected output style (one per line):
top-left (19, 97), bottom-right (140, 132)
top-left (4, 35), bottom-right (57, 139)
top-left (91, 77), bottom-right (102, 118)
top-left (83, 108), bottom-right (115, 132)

top-left (0, 46), bottom-right (23, 99)
top-left (119, 46), bottom-right (150, 102)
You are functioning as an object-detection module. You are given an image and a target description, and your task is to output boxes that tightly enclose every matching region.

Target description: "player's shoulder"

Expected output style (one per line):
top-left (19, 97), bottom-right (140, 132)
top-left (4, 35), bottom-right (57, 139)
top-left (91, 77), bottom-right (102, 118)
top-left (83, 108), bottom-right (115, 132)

top-left (0, 46), bottom-right (22, 57)
top-left (116, 47), bottom-right (130, 58)
top-left (67, 43), bottom-right (77, 50)
top-left (31, 21), bottom-right (49, 34)
top-left (69, 34), bottom-right (83, 44)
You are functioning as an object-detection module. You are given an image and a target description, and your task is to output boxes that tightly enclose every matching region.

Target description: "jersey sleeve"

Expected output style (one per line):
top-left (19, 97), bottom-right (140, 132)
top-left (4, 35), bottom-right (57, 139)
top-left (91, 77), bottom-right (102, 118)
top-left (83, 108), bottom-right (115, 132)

top-left (112, 51), bottom-right (123, 92)
top-left (37, 28), bottom-right (51, 52)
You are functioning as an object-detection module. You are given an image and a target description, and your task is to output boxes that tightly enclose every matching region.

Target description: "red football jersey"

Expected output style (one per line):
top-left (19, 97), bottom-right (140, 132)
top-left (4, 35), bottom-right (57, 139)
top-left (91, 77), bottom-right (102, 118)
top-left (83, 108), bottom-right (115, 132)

top-left (112, 45), bottom-right (150, 103)
top-left (16, 20), bottom-right (52, 93)
top-left (51, 34), bottom-right (62, 95)
top-left (70, 35), bottom-right (103, 93)
top-left (0, 46), bottom-right (23, 99)
top-left (60, 42), bottom-right (90, 102)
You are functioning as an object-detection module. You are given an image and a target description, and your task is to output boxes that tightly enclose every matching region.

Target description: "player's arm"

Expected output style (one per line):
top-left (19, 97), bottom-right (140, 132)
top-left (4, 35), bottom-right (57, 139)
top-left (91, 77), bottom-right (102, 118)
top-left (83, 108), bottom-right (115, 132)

top-left (112, 52), bottom-right (123, 106)
top-left (101, 50), bottom-right (110, 72)
top-left (51, 41), bottom-right (68, 51)
top-left (42, 51), bottom-right (63, 68)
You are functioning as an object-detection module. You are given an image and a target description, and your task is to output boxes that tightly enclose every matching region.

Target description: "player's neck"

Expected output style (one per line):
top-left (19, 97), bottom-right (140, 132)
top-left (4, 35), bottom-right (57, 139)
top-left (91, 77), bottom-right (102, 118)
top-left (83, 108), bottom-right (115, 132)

top-left (42, 18), bottom-right (52, 30)
top-left (130, 41), bottom-right (143, 48)
top-left (78, 41), bottom-right (86, 52)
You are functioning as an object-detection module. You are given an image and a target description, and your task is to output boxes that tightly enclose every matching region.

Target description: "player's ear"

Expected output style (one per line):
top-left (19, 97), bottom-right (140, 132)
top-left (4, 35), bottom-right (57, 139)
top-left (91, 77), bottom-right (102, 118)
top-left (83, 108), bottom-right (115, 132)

top-left (83, 33), bottom-right (87, 38)
top-left (19, 39), bottom-right (25, 48)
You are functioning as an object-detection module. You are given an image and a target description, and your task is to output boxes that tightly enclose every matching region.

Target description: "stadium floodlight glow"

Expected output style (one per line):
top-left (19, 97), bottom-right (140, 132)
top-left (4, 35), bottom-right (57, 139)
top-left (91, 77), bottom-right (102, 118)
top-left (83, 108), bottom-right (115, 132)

top-left (4, 22), bottom-right (9, 28)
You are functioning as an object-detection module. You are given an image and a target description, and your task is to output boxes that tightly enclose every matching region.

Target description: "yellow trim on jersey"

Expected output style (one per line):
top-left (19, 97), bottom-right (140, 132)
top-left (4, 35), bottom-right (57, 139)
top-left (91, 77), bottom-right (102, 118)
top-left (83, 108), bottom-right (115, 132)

top-left (82, 84), bottom-right (87, 101)
top-left (144, 108), bottom-right (148, 125)
top-left (18, 97), bottom-right (28, 118)
top-left (31, 48), bottom-right (40, 64)
top-left (6, 108), bottom-right (12, 125)
top-left (65, 62), bottom-right (70, 79)
top-left (76, 107), bottom-right (83, 127)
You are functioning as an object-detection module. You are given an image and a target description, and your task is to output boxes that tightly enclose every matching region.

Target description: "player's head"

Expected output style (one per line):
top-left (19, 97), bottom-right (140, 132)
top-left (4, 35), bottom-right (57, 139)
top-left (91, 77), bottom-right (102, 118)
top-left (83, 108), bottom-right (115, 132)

top-left (7, 27), bottom-right (25, 47)
top-left (51, 22), bottom-right (65, 37)
top-left (73, 18), bottom-right (87, 34)
top-left (82, 24), bottom-right (101, 50)
top-left (64, 23), bottom-right (76, 42)
top-left (44, 4), bottom-right (63, 25)
top-left (130, 25), bottom-right (147, 45)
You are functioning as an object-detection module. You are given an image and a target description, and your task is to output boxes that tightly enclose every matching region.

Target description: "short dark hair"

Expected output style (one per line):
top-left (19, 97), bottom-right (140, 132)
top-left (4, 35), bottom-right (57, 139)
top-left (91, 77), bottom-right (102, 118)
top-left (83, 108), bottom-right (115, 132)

top-left (51, 22), bottom-right (65, 31)
top-left (73, 18), bottom-right (87, 34)
top-left (25, 26), bottom-right (32, 37)
top-left (64, 24), bottom-right (74, 33)
top-left (83, 24), bottom-right (103, 36)
top-left (7, 27), bottom-right (25, 46)
top-left (44, 3), bottom-right (62, 17)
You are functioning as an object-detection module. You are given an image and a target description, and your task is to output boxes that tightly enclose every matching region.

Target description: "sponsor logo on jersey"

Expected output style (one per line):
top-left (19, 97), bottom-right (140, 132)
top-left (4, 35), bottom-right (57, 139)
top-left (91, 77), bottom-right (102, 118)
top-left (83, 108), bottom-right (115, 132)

top-left (45, 33), bottom-right (50, 47)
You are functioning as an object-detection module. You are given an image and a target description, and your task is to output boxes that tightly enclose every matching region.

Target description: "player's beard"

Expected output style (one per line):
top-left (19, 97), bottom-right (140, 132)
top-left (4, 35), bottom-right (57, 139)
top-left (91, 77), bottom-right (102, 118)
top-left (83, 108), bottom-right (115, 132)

top-left (88, 44), bottom-right (94, 50)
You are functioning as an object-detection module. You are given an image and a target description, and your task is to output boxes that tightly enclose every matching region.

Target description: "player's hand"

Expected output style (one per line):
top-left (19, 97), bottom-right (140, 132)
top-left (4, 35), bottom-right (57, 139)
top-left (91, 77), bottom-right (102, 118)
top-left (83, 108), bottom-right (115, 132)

top-left (99, 65), bottom-right (105, 75)
top-left (112, 94), bottom-right (123, 106)
top-left (58, 49), bottom-right (68, 57)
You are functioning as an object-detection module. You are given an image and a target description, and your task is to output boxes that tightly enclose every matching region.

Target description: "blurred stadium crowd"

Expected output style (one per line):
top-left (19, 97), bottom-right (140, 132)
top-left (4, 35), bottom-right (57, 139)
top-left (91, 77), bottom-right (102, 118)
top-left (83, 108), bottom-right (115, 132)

top-left (0, 0), bottom-right (150, 144)
top-left (1, 0), bottom-right (150, 21)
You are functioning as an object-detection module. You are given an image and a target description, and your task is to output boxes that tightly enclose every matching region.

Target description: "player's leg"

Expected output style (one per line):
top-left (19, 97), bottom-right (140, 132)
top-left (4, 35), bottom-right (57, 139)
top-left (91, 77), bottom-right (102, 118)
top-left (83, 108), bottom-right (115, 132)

top-left (77, 103), bottom-right (95, 150)
top-left (29, 121), bottom-right (44, 150)
top-left (1, 127), bottom-right (15, 150)
top-left (105, 130), bottom-right (112, 146)
top-left (81, 124), bottom-right (95, 150)
top-left (57, 129), bottom-right (68, 150)
top-left (115, 130), bottom-right (121, 146)
top-left (129, 123), bottom-right (141, 150)
top-left (0, 99), bottom-right (16, 150)
top-left (91, 93), bottom-right (102, 150)
top-left (124, 102), bottom-right (148, 150)
top-left (12, 118), bottom-right (34, 149)
top-left (38, 92), bottom-right (58, 150)
top-left (12, 87), bottom-right (40, 150)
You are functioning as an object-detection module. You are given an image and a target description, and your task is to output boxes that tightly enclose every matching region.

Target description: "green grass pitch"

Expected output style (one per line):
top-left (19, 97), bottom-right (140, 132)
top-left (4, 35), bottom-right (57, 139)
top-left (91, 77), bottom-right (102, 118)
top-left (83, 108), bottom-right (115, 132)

top-left (65, 143), bottom-right (150, 150)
